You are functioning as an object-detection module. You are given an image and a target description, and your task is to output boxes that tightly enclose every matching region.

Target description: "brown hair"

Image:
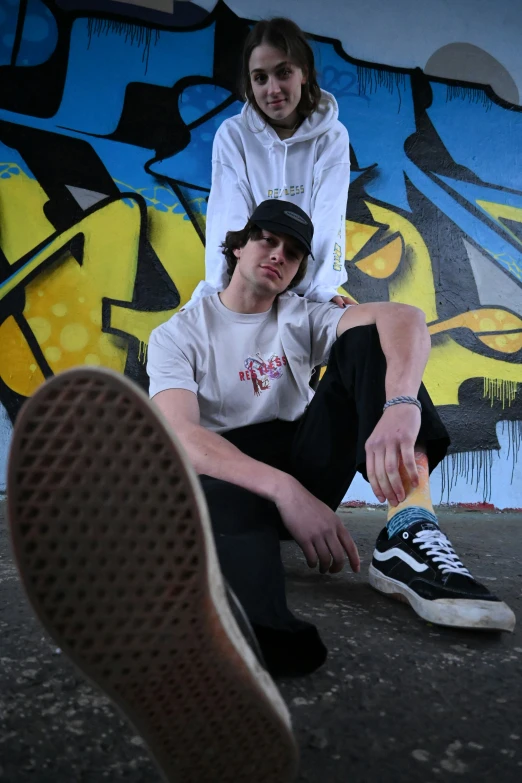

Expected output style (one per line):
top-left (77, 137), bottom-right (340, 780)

top-left (240, 17), bottom-right (322, 123)
top-left (221, 220), bottom-right (308, 290)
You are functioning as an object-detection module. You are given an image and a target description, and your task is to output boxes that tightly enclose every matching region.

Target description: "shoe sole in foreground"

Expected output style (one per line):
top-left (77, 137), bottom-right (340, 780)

top-left (368, 565), bottom-right (515, 632)
top-left (8, 367), bottom-right (299, 783)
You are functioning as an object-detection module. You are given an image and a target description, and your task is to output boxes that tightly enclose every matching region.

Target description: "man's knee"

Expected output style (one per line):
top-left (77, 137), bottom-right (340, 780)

top-left (333, 324), bottom-right (382, 359)
top-left (339, 323), bottom-right (378, 344)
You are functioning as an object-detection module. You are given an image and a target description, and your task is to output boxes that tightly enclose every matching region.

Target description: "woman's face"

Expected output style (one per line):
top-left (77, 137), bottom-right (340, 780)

top-left (249, 42), bottom-right (307, 128)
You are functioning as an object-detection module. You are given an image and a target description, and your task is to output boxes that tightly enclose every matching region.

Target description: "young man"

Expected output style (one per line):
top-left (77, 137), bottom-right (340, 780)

top-left (147, 198), bottom-right (515, 674)
top-left (7, 200), bottom-right (515, 783)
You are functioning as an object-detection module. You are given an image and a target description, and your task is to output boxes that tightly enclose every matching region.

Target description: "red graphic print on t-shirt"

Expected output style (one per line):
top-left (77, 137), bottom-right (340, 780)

top-left (238, 353), bottom-right (288, 396)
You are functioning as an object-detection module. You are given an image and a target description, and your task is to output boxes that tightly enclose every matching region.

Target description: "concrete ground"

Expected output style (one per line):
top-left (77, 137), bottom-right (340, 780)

top-left (1, 499), bottom-right (522, 782)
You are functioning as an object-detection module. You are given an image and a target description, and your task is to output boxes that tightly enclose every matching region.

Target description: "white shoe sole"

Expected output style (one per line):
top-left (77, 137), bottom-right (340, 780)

top-left (369, 564), bottom-right (516, 632)
top-left (8, 367), bottom-right (299, 783)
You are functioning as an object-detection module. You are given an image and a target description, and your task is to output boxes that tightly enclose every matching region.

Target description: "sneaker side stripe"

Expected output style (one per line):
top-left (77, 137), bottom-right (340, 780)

top-left (373, 547), bottom-right (429, 572)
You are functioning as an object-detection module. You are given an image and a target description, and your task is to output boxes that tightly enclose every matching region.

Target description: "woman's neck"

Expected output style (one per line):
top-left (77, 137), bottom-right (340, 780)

top-left (270, 115), bottom-right (302, 140)
top-left (273, 125), bottom-right (297, 140)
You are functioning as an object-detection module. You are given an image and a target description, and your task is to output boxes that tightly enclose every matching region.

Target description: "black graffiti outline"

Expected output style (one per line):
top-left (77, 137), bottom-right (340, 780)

top-left (2, 0), bottom-right (522, 480)
top-left (0, 190), bottom-right (179, 393)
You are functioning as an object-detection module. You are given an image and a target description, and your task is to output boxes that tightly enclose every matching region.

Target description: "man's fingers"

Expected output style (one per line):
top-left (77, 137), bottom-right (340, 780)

top-left (374, 450), bottom-right (399, 506)
top-left (298, 527), bottom-right (360, 575)
top-left (331, 295), bottom-right (358, 308)
top-left (324, 531), bottom-right (346, 574)
top-left (384, 446), bottom-right (405, 503)
top-left (313, 538), bottom-right (333, 574)
top-left (300, 540), bottom-right (318, 569)
top-left (338, 525), bottom-right (360, 573)
top-left (400, 442), bottom-right (419, 488)
top-left (366, 450), bottom-right (385, 504)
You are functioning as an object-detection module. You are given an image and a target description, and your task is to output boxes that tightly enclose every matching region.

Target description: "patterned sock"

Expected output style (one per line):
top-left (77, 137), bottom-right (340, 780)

top-left (386, 451), bottom-right (438, 538)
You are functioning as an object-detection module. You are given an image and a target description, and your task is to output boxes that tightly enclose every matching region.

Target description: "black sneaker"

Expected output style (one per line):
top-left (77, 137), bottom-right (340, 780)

top-left (8, 367), bottom-right (298, 783)
top-left (369, 521), bottom-right (515, 631)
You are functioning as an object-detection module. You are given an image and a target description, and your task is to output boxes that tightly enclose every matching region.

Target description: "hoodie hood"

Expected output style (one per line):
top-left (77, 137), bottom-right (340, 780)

top-left (240, 88), bottom-right (340, 148)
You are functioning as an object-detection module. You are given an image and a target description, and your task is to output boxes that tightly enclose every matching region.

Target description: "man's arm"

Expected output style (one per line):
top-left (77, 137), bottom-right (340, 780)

top-left (153, 388), bottom-right (289, 502)
top-left (337, 301), bottom-right (430, 395)
top-left (336, 302), bottom-right (431, 505)
top-left (152, 388), bottom-right (360, 575)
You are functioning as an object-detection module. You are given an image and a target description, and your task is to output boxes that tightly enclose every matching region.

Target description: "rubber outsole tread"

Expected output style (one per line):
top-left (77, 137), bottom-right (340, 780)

top-left (8, 368), bottom-right (299, 783)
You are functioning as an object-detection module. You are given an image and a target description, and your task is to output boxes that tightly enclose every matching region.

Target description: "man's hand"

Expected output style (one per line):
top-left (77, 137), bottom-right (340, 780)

top-left (331, 294), bottom-right (357, 308)
top-left (274, 477), bottom-right (360, 574)
top-left (365, 404), bottom-right (422, 506)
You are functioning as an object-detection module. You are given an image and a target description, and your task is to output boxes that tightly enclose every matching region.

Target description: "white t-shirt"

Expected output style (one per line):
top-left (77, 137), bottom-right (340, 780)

top-left (147, 292), bottom-right (346, 433)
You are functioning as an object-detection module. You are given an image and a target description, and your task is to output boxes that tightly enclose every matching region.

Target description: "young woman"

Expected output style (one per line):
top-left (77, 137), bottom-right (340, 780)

top-left (190, 17), bottom-right (353, 308)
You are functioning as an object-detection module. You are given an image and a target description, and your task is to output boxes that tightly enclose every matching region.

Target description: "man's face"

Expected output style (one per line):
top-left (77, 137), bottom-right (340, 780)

top-left (233, 230), bottom-right (306, 295)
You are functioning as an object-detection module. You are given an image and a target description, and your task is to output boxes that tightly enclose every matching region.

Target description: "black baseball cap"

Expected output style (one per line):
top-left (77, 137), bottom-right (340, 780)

top-left (250, 200), bottom-right (314, 258)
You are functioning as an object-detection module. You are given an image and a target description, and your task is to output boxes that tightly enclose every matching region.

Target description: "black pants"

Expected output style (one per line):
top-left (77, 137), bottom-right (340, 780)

top-left (201, 326), bottom-right (450, 677)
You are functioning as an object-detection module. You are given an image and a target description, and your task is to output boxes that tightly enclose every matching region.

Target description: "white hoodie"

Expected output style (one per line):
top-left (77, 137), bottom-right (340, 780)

top-left (189, 89), bottom-right (350, 305)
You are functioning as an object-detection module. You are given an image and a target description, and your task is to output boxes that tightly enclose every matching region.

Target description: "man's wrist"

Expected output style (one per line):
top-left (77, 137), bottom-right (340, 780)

top-left (383, 396), bottom-right (422, 414)
top-left (263, 470), bottom-right (298, 505)
top-left (385, 380), bottom-right (421, 399)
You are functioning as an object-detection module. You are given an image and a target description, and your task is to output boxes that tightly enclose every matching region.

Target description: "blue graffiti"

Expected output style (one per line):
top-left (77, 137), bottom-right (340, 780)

top-left (1, 0), bottom-right (522, 294)
top-left (428, 83), bottom-right (522, 193)
top-left (54, 19), bottom-right (216, 134)
top-left (0, 0), bottom-right (20, 65)
top-left (0, 0), bottom-right (57, 66)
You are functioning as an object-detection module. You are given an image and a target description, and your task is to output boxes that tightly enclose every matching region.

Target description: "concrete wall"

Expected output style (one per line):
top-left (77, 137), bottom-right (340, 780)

top-left (1, 0), bottom-right (521, 508)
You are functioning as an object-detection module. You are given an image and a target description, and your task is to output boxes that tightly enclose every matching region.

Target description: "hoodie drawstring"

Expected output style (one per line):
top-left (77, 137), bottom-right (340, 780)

top-left (280, 143), bottom-right (288, 195)
top-left (267, 138), bottom-right (288, 198)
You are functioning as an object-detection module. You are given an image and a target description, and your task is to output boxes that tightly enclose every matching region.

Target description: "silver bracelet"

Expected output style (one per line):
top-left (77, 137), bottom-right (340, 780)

top-left (383, 395), bottom-right (422, 413)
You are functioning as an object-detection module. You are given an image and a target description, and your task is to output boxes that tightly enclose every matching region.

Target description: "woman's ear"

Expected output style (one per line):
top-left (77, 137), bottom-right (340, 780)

top-left (301, 67), bottom-right (308, 85)
top-left (233, 247), bottom-right (241, 259)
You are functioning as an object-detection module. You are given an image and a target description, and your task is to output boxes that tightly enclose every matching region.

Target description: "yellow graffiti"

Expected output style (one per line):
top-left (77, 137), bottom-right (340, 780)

top-left (0, 163), bottom-right (52, 261)
top-left (110, 306), bottom-right (177, 353)
top-left (0, 166), bottom-right (203, 398)
top-left (423, 336), bottom-right (522, 406)
top-left (429, 308), bottom-right (522, 354)
top-left (477, 199), bottom-right (522, 249)
top-left (112, 204), bottom-right (205, 354)
top-left (479, 332), bottom-right (522, 353)
top-left (0, 315), bottom-right (46, 396)
top-left (355, 235), bottom-right (403, 279)
top-left (345, 220), bottom-right (378, 261)
top-left (1, 162), bottom-right (522, 423)
top-left (483, 378), bottom-right (519, 408)
top-left (349, 202), bottom-right (522, 408)
top-left (364, 202), bottom-right (438, 320)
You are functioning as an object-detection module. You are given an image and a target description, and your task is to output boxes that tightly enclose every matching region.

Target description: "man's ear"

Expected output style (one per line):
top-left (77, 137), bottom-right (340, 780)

top-left (233, 247), bottom-right (241, 259)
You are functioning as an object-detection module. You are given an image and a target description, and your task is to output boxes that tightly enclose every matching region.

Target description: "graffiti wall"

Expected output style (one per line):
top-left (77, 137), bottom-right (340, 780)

top-left (1, 0), bottom-right (522, 507)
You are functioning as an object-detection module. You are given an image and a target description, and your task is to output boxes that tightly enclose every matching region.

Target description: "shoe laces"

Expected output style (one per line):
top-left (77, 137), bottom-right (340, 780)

top-left (412, 528), bottom-right (472, 576)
